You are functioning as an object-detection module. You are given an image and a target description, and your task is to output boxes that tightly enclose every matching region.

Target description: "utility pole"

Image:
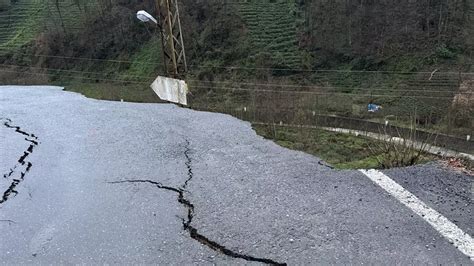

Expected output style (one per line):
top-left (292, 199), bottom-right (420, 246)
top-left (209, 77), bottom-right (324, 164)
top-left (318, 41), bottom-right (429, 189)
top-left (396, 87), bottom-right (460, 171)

top-left (155, 0), bottom-right (187, 78)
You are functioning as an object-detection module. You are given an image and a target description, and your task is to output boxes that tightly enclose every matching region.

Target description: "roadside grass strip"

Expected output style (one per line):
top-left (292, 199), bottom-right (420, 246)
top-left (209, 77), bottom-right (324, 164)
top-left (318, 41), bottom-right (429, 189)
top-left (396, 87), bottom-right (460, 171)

top-left (359, 169), bottom-right (474, 261)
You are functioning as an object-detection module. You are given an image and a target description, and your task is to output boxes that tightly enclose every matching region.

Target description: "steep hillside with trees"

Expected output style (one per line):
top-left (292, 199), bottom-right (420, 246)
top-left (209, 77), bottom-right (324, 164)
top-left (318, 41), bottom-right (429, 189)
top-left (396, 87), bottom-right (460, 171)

top-left (301, 0), bottom-right (473, 72)
top-left (1, 0), bottom-right (472, 77)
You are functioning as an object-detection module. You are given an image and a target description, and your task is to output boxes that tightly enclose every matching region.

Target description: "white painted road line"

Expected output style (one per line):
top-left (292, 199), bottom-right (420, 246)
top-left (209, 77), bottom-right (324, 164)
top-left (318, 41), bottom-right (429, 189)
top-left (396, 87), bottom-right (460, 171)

top-left (359, 169), bottom-right (474, 261)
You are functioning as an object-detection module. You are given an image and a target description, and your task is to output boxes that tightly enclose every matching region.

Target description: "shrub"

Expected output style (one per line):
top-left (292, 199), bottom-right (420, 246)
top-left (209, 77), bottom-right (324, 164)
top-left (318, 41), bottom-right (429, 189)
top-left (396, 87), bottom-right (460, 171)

top-left (367, 124), bottom-right (435, 169)
top-left (436, 44), bottom-right (457, 59)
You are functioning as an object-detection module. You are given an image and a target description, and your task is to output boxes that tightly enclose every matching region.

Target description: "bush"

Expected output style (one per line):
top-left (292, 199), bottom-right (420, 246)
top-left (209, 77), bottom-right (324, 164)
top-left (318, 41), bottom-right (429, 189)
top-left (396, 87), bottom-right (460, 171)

top-left (436, 44), bottom-right (457, 59)
top-left (367, 124), bottom-right (435, 169)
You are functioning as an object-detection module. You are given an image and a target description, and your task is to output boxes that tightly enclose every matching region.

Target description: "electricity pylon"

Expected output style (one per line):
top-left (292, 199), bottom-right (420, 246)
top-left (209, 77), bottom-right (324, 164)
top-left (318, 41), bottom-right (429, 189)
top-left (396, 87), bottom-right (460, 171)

top-left (155, 0), bottom-right (187, 78)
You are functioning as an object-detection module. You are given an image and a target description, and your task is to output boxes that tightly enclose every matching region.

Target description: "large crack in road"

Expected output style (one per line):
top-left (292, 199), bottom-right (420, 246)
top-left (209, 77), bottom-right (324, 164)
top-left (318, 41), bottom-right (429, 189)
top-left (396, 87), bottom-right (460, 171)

top-left (109, 139), bottom-right (286, 265)
top-left (1, 118), bottom-right (39, 205)
top-left (2, 86), bottom-right (472, 264)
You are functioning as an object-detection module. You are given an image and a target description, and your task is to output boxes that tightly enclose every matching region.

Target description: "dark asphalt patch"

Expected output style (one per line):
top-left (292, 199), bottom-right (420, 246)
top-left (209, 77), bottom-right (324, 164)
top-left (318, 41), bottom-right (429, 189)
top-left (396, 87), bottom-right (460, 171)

top-left (384, 162), bottom-right (473, 236)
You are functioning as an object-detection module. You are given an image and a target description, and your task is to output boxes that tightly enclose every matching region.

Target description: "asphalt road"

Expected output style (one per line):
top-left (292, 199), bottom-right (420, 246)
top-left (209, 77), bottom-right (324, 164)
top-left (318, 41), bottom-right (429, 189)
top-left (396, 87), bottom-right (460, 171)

top-left (1, 86), bottom-right (473, 264)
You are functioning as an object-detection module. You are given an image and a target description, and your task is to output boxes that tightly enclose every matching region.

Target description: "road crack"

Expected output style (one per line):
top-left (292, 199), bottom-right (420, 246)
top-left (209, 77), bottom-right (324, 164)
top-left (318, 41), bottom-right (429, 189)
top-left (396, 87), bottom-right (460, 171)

top-left (109, 139), bottom-right (286, 265)
top-left (318, 160), bottom-right (335, 169)
top-left (1, 118), bottom-right (40, 205)
top-left (182, 139), bottom-right (193, 190)
top-left (0, 219), bottom-right (16, 225)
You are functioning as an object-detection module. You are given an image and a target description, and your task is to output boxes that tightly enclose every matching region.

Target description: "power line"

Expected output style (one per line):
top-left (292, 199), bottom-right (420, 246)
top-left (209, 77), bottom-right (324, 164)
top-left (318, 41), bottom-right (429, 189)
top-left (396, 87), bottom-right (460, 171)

top-left (0, 62), bottom-right (466, 85)
top-left (0, 50), bottom-right (149, 65)
top-left (1, 49), bottom-right (473, 76)
top-left (2, 64), bottom-right (469, 95)
top-left (0, 68), bottom-right (463, 100)
top-left (0, 69), bottom-right (149, 85)
top-left (187, 65), bottom-right (474, 75)
top-left (189, 85), bottom-right (457, 99)
top-left (189, 80), bottom-right (465, 94)
top-left (0, 64), bottom-right (165, 80)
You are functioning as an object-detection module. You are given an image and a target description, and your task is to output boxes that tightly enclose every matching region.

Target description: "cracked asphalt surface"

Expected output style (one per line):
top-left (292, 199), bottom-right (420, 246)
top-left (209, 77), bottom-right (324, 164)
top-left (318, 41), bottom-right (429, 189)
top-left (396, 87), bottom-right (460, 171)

top-left (1, 86), bottom-right (473, 264)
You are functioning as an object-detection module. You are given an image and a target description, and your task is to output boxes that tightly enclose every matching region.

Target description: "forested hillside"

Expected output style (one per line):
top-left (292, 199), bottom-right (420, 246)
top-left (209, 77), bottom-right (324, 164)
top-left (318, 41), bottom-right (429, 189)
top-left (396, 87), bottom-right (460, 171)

top-left (301, 0), bottom-right (474, 71)
top-left (1, 0), bottom-right (473, 76)
top-left (0, 0), bottom-right (472, 140)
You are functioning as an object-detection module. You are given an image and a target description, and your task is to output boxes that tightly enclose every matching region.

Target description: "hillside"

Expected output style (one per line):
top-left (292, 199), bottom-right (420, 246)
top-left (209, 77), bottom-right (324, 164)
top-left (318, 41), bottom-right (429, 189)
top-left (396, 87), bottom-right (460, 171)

top-left (1, 0), bottom-right (473, 72)
top-left (301, 0), bottom-right (474, 72)
top-left (0, 0), bottom-right (44, 50)
top-left (236, 0), bottom-right (302, 69)
top-left (0, 0), bottom-right (100, 51)
top-left (0, 0), bottom-right (472, 140)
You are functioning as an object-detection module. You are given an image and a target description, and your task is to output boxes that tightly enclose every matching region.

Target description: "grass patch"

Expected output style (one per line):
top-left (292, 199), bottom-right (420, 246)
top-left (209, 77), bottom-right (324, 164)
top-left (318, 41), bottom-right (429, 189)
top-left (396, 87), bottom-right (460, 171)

top-left (237, 0), bottom-right (302, 69)
top-left (0, 0), bottom-right (45, 50)
top-left (65, 82), bottom-right (163, 103)
top-left (120, 36), bottom-right (162, 81)
top-left (253, 124), bottom-right (434, 169)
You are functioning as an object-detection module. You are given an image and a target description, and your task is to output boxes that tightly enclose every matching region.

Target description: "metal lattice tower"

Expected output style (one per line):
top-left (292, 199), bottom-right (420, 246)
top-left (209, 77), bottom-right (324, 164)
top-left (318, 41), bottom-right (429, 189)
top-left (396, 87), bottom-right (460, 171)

top-left (156, 0), bottom-right (187, 78)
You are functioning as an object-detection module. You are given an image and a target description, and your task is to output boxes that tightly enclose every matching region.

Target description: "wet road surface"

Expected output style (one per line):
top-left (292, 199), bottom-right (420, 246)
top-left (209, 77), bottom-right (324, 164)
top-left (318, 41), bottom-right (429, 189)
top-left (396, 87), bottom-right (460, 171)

top-left (1, 86), bottom-right (472, 264)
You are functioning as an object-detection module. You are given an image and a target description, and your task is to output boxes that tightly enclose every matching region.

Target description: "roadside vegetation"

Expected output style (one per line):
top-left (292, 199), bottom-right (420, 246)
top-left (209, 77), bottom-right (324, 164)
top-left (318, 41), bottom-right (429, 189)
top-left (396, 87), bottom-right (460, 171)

top-left (66, 83), bottom-right (162, 103)
top-left (253, 124), bottom-right (435, 170)
top-left (1, 0), bottom-right (472, 169)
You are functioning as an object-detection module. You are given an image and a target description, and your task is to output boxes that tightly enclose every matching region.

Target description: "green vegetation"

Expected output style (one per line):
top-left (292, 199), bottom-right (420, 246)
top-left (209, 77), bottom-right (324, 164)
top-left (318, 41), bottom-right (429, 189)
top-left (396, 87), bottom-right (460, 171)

top-left (236, 0), bottom-right (302, 70)
top-left (0, 0), bottom-right (45, 50)
top-left (120, 36), bottom-right (162, 81)
top-left (42, 0), bottom-right (98, 33)
top-left (253, 124), bottom-right (434, 169)
top-left (65, 83), bottom-right (162, 103)
top-left (0, 0), bottom-right (99, 52)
